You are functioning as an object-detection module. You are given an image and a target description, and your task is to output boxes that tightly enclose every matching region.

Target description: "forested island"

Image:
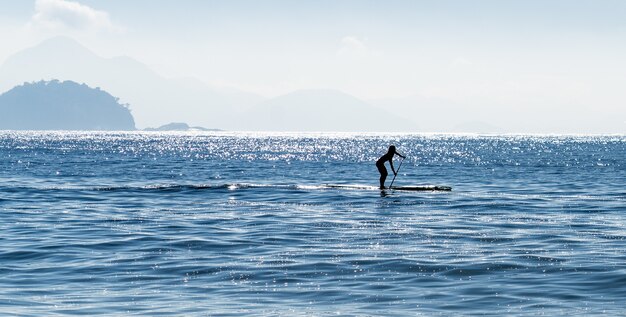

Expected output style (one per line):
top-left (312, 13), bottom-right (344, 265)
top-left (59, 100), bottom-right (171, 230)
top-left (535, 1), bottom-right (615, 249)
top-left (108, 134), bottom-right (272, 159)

top-left (0, 80), bottom-right (135, 130)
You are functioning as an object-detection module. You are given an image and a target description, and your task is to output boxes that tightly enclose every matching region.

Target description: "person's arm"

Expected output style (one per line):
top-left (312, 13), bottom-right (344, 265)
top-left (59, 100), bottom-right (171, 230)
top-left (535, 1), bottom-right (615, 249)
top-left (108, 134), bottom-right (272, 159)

top-left (395, 151), bottom-right (406, 159)
top-left (390, 159), bottom-right (396, 175)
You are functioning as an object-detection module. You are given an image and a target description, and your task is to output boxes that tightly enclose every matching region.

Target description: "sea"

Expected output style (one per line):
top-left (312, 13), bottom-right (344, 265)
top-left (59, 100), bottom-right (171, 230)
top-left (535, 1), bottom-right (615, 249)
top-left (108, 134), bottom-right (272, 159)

top-left (0, 131), bottom-right (624, 316)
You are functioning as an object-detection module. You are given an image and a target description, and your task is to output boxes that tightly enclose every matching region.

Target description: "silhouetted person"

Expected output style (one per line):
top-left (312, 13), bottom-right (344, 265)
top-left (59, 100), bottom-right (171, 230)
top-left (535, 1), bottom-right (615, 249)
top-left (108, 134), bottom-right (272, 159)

top-left (376, 145), bottom-right (405, 189)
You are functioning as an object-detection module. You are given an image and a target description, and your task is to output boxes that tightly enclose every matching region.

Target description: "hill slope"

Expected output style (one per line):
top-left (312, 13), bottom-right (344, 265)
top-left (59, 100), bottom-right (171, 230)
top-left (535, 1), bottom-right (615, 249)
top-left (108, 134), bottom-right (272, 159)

top-left (0, 80), bottom-right (135, 130)
top-left (238, 89), bottom-right (418, 132)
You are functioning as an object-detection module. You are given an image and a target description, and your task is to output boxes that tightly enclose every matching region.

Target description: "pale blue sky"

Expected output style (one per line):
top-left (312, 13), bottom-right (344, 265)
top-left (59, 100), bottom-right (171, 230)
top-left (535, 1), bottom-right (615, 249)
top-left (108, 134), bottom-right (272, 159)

top-left (0, 0), bottom-right (625, 131)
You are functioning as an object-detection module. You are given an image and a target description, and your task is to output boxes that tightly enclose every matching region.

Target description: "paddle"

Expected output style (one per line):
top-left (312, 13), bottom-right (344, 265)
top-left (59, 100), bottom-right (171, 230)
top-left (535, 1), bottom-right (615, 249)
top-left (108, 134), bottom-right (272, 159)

top-left (389, 157), bottom-right (404, 188)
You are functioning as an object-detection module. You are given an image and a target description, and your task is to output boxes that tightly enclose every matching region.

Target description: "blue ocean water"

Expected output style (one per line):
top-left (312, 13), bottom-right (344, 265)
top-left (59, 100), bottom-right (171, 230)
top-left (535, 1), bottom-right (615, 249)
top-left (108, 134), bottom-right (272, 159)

top-left (0, 131), bottom-right (625, 316)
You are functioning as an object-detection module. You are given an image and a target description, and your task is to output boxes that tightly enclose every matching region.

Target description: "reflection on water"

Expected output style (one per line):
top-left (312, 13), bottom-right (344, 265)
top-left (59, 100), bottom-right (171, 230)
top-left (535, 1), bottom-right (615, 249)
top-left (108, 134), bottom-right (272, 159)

top-left (0, 132), bottom-right (625, 315)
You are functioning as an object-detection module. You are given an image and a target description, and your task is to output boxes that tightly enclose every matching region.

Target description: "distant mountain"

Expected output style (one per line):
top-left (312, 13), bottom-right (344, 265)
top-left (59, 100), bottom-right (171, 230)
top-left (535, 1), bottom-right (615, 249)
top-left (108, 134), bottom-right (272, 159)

top-left (369, 95), bottom-right (505, 133)
top-left (144, 122), bottom-right (220, 131)
top-left (0, 80), bottom-right (135, 130)
top-left (0, 36), bottom-right (263, 129)
top-left (237, 89), bottom-right (418, 132)
top-left (370, 95), bottom-right (626, 134)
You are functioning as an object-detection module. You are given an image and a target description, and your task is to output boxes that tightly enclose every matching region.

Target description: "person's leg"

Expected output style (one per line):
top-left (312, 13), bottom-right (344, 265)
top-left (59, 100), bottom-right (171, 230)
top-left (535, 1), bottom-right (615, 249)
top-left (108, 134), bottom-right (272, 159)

top-left (377, 163), bottom-right (388, 189)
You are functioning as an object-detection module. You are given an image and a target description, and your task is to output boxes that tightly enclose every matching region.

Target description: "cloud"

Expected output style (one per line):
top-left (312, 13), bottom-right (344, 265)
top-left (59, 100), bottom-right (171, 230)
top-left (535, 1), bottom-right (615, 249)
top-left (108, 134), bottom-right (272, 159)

top-left (448, 57), bottom-right (473, 69)
top-left (29, 0), bottom-right (118, 32)
top-left (337, 36), bottom-right (379, 58)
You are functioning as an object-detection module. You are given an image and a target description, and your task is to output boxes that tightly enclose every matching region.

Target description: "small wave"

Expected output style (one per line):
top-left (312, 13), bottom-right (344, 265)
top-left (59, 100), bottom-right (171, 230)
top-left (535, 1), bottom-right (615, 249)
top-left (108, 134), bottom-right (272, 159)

top-left (0, 183), bottom-right (330, 193)
top-left (456, 190), bottom-right (626, 203)
top-left (93, 183), bottom-right (291, 192)
top-left (0, 182), bottom-right (389, 193)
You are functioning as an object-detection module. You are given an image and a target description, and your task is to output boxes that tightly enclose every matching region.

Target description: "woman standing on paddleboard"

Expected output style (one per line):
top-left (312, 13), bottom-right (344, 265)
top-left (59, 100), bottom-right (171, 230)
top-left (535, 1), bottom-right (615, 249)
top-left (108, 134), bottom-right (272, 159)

top-left (376, 145), bottom-right (405, 189)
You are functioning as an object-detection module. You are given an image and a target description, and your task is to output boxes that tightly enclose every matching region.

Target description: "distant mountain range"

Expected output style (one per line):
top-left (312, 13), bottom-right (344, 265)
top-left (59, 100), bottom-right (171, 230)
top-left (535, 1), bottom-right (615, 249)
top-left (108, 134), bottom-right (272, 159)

top-left (0, 36), bottom-right (419, 132)
top-left (2, 37), bottom-right (623, 133)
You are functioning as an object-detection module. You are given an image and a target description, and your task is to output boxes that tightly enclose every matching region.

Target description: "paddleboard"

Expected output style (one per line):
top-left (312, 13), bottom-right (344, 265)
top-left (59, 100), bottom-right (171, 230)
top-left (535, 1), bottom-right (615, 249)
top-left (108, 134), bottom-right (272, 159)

top-left (324, 184), bottom-right (379, 190)
top-left (390, 185), bottom-right (452, 191)
top-left (324, 184), bottom-right (451, 191)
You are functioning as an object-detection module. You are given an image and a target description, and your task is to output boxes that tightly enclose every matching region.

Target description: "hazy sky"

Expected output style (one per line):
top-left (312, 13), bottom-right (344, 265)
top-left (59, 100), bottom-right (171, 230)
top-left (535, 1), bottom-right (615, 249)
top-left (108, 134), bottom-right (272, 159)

top-left (1, 0), bottom-right (625, 127)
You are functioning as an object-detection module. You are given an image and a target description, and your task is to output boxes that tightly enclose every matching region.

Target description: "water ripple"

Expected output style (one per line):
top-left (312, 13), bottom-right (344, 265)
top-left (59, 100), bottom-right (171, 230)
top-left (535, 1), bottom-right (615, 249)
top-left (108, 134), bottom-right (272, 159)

top-left (0, 132), bottom-right (625, 315)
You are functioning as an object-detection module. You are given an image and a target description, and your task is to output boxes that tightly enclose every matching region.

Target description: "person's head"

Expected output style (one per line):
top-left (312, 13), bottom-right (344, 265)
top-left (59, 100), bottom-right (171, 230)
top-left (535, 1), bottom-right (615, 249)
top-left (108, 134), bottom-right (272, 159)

top-left (388, 145), bottom-right (396, 153)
